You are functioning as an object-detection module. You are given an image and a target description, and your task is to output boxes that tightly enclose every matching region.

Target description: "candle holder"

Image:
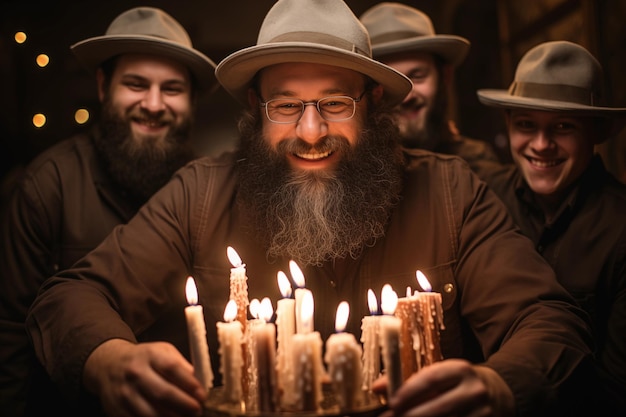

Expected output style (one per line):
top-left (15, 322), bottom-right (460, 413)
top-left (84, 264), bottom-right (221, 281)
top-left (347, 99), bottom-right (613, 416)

top-left (204, 384), bottom-right (386, 417)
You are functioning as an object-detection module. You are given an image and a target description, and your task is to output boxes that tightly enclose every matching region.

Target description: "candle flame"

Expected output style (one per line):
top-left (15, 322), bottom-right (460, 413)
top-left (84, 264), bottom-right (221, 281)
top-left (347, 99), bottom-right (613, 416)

top-left (416, 270), bottom-right (432, 292)
top-left (227, 246), bottom-right (244, 268)
top-left (224, 299), bottom-right (238, 322)
top-left (301, 290), bottom-right (314, 325)
top-left (289, 260), bottom-right (305, 288)
top-left (249, 298), bottom-right (260, 319)
top-left (334, 301), bottom-right (349, 332)
top-left (277, 271), bottom-right (292, 298)
top-left (367, 289), bottom-right (378, 315)
top-left (380, 284), bottom-right (398, 315)
top-left (185, 276), bottom-right (198, 305)
top-left (260, 297), bottom-right (274, 322)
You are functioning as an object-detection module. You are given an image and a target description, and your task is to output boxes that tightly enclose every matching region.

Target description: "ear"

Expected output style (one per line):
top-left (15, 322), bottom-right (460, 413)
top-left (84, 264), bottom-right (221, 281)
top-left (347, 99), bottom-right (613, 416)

top-left (247, 88), bottom-right (259, 109)
top-left (370, 84), bottom-right (384, 104)
top-left (441, 64), bottom-right (454, 86)
top-left (95, 69), bottom-right (106, 102)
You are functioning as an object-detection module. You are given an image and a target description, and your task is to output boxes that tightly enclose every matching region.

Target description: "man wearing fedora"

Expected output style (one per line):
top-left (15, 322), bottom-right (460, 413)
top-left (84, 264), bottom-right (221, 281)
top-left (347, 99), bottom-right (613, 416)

top-left (26, 2), bottom-right (592, 417)
top-left (479, 40), bottom-right (626, 415)
top-left (0, 7), bottom-right (217, 416)
top-left (360, 2), bottom-right (501, 178)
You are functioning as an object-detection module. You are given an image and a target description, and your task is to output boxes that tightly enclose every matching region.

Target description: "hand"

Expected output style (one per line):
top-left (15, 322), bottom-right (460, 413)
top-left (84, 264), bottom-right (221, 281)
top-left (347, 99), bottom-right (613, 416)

top-left (372, 359), bottom-right (515, 417)
top-left (83, 338), bottom-right (206, 417)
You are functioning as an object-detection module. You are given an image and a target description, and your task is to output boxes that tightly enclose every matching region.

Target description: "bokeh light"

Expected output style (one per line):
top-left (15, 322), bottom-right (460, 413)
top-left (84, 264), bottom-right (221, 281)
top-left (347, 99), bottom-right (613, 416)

top-left (32, 113), bottom-right (46, 128)
top-left (36, 54), bottom-right (50, 67)
top-left (74, 108), bottom-right (90, 124)
top-left (14, 32), bottom-right (27, 44)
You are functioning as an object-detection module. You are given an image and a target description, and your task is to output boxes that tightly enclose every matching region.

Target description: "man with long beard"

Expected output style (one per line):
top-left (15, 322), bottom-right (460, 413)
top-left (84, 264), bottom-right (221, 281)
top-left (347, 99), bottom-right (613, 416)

top-left (26, 2), bottom-right (593, 417)
top-left (360, 3), bottom-right (501, 178)
top-left (0, 7), bottom-right (216, 417)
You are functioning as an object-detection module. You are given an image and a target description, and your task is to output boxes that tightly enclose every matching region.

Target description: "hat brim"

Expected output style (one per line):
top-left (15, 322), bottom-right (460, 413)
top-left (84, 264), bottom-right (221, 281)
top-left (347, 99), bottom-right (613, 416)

top-left (372, 35), bottom-right (470, 67)
top-left (477, 89), bottom-right (626, 115)
top-left (215, 43), bottom-right (412, 106)
top-left (71, 35), bottom-right (217, 91)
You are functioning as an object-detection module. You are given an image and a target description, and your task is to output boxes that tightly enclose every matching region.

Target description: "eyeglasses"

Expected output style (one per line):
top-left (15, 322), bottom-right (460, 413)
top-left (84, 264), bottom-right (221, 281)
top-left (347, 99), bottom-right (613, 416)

top-left (259, 91), bottom-right (367, 124)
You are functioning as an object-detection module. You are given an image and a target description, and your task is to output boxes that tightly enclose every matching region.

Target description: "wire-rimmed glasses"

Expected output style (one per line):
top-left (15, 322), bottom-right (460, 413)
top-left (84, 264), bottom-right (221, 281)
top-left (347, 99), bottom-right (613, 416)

top-left (259, 91), bottom-right (367, 124)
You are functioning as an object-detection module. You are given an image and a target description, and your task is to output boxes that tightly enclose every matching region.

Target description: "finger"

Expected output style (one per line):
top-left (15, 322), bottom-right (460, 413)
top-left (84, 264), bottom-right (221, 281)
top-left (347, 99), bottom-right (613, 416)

top-left (136, 366), bottom-right (203, 417)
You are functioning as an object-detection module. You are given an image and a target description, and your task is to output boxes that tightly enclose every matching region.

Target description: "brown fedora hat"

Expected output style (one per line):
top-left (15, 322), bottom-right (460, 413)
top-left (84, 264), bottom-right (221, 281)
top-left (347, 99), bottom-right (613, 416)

top-left (360, 2), bottom-right (470, 67)
top-left (70, 7), bottom-right (217, 90)
top-left (477, 41), bottom-right (626, 115)
top-left (215, 0), bottom-right (412, 106)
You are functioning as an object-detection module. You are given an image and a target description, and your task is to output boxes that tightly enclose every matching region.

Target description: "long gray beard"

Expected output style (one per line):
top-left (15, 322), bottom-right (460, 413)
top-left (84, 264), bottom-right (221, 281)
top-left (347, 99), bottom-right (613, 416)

top-left (236, 110), bottom-right (404, 266)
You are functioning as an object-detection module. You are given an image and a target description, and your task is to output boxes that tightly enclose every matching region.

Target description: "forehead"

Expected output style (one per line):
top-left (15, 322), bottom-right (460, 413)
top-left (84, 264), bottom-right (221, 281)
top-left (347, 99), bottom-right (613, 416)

top-left (257, 62), bottom-right (367, 96)
top-left (380, 51), bottom-right (437, 70)
top-left (113, 53), bottom-right (190, 80)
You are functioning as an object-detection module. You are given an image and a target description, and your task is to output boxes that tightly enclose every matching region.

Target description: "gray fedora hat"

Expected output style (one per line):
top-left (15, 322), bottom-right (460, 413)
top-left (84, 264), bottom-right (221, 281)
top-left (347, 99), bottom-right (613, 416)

top-left (71, 7), bottom-right (217, 90)
top-left (215, 0), bottom-right (412, 106)
top-left (477, 41), bottom-right (626, 115)
top-left (360, 2), bottom-right (470, 67)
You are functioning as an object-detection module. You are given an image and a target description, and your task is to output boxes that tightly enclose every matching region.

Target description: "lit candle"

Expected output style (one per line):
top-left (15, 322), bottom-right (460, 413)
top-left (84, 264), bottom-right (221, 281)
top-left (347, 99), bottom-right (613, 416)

top-left (227, 246), bottom-right (249, 329)
top-left (325, 301), bottom-right (364, 410)
top-left (251, 297), bottom-right (278, 412)
top-left (379, 284), bottom-right (403, 397)
top-left (290, 291), bottom-right (324, 411)
top-left (184, 276), bottom-right (213, 393)
top-left (396, 286), bottom-right (419, 381)
top-left (414, 271), bottom-right (444, 366)
top-left (227, 246), bottom-right (249, 397)
top-left (216, 299), bottom-right (244, 405)
top-left (360, 288), bottom-right (381, 392)
top-left (289, 260), bottom-right (313, 334)
top-left (245, 298), bottom-right (264, 410)
top-left (275, 271), bottom-right (296, 409)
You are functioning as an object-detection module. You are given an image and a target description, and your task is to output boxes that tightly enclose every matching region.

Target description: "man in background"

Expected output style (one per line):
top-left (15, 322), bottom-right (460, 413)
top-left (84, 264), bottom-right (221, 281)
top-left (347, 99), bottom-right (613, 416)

top-left (361, 2), bottom-right (501, 177)
top-left (0, 7), bottom-right (217, 416)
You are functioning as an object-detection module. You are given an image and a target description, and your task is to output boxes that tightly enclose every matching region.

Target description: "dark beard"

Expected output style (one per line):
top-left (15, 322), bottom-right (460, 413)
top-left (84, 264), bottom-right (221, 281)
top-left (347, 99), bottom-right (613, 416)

top-left (398, 77), bottom-right (452, 150)
top-left (236, 108), bottom-right (405, 266)
top-left (92, 99), bottom-right (195, 206)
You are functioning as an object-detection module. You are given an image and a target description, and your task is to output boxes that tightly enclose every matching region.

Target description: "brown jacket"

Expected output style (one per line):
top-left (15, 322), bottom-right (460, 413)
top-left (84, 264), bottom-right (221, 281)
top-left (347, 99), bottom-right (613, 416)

top-left (27, 150), bottom-right (592, 416)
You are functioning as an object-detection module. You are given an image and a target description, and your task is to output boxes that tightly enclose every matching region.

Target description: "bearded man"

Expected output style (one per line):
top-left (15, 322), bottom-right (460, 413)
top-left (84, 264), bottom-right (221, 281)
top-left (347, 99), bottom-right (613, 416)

top-left (0, 7), bottom-right (216, 417)
top-left (26, 2), bottom-right (594, 417)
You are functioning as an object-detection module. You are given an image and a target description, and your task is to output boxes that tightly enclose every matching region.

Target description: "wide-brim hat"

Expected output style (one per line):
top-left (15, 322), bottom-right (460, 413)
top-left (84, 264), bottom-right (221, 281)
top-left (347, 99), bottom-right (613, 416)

top-left (215, 0), bottom-right (412, 106)
top-left (71, 7), bottom-right (217, 91)
top-left (477, 41), bottom-right (626, 116)
top-left (360, 2), bottom-right (470, 67)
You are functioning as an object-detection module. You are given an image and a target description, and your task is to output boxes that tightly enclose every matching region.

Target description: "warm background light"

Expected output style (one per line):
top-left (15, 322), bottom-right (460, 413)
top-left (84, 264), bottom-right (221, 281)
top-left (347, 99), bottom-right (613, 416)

top-left (14, 31), bottom-right (27, 44)
top-left (36, 54), bottom-right (50, 67)
top-left (32, 114), bottom-right (46, 128)
top-left (74, 108), bottom-right (89, 124)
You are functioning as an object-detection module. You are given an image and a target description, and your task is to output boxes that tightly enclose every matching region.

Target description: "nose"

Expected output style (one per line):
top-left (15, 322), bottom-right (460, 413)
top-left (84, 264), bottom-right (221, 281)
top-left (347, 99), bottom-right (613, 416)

top-left (530, 130), bottom-right (556, 152)
top-left (295, 103), bottom-right (328, 145)
top-left (140, 86), bottom-right (166, 113)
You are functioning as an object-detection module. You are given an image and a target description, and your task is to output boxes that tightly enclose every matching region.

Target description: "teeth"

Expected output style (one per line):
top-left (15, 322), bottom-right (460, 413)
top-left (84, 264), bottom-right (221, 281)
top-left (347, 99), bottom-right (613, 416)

top-left (528, 157), bottom-right (561, 168)
top-left (296, 151), bottom-right (331, 160)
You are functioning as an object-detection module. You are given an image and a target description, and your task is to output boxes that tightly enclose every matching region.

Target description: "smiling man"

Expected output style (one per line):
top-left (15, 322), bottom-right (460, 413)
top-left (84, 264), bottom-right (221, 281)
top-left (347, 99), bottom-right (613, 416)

top-left (0, 7), bottom-right (216, 417)
top-left (26, 3), bottom-right (594, 417)
top-left (479, 40), bottom-right (626, 415)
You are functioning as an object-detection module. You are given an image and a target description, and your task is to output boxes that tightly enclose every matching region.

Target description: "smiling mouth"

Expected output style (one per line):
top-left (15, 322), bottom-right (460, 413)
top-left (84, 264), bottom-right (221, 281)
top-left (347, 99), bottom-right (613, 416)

top-left (526, 156), bottom-right (564, 168)
top-left (134, 118), bottom-right (167, 129)
top-left (294, 150), bottom-right (333, 161)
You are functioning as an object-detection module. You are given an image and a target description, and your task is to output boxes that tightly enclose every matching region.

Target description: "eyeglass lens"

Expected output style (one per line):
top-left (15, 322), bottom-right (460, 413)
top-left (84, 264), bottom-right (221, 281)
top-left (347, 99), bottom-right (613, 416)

top-left (265, 96), bottom-right (356, 123)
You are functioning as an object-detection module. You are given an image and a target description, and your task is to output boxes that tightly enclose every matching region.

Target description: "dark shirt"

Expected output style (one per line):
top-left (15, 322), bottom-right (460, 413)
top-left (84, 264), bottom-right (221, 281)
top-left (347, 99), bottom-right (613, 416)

top-left (0, 134), bottom-right (140, 416)
top-left (485, 155), bottom-right (626, 414)
top-left (27, 150), bottom-right (592, 417)
top-left (433, 134), bottom-right (502, 179)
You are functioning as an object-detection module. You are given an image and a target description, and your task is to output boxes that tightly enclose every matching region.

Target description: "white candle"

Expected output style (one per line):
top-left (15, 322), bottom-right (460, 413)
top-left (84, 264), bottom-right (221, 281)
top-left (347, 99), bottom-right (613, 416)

top-left (414, 271), bottom-right (444, 366)
top-left (325, 301), bottom-right (364, 410)
top-left (290, 290), bottom-right (324, 411)
top-left (216, 299), bottom-right (244, 405)
top-left (379, 284), bottom-right (403, 397)
top-left (227, 246), bottom-right (249, 328)
top-left (275, 271), bottom-right (296, 409)
top-left (245, 298), bottom-right (264, 410)
top-left (251, 297), bottom-right (278, 412)
top-left (360, 288), bottom-right (381, 392)
top-left (184, 276), bottom-right (214, 393)
top-left (289, 260), bottom-right (313, 334)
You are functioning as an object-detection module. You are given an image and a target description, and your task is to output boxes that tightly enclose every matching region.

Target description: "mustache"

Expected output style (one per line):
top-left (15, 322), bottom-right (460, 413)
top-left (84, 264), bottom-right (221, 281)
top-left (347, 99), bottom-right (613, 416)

top-left (398, 96), bottom-right (426, 111)
top-left (129, 108), bottom-right (175, 124)
top-left (276, 135), bottom-right (351, 155)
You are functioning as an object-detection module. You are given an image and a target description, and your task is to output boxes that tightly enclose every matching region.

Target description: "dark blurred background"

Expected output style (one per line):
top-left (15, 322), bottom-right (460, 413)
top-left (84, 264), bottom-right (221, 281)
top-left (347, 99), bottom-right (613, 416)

top-left (2, 0), bottom-right (626, 202)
